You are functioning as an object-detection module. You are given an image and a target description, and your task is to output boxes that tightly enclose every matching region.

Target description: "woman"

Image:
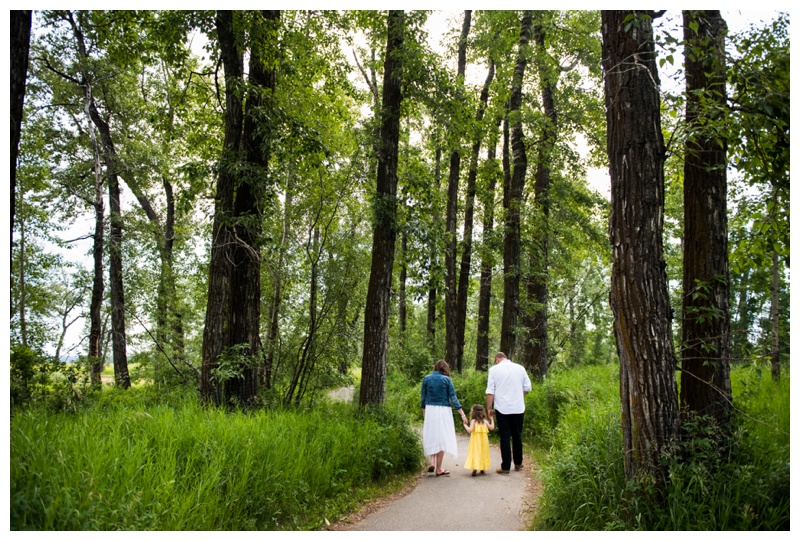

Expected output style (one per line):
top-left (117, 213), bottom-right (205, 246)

top-left (421, 359), bottom-right (468, 476)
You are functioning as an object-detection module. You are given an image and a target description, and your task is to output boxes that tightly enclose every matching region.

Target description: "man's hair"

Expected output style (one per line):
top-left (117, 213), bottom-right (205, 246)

top-left (494, 352), bottom-right (507, 362)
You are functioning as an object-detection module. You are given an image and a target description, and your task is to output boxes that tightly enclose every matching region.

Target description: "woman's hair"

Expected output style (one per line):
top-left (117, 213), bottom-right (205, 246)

top-left (470, 404), bottom-right (487, 422)
top-left (433, 359), bottom-right (450, 377)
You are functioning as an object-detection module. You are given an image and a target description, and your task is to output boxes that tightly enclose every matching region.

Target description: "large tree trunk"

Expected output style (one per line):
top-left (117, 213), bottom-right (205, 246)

top-left (680, 10), bottom-right (732, 428)
top-left (201, 10), bottom-right (244, 403)
top-left (602, 10), bottom-right (679, 483)
top-left (501, 11), bottom-right (533, 359)
top-left (225, 9), bottom-right (278, 405)
top-left (455, 59), bottom-right (495, 373)
top-left (10, 10), bottom-right (31, 272)
top-left (520, 13), bottom-right (556, 380)
top-left (360, 10), bottom-right (405, 406)
top-left (476, 116), bottom-right (502, 372)
top-left (202, 10), bottom-right (278, 405)
top-left (444, 10), bottom-right (472, 374)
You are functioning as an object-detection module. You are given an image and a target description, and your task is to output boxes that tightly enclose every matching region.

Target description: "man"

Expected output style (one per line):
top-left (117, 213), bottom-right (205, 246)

top-left (486, 351), bottom-right (532, 474)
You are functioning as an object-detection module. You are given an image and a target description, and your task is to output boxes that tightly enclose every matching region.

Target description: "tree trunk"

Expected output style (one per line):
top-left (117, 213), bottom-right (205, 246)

top-left (501, 11), bottom-right (533, 360)
top-left (10, 10), bottom-right (31, 273)
top-left (265, 164), bottom-right (293, 390)
top-left (680, 10), bottom-right (732, 427)
top-left (86, 102), bottom-right (105, 387)
top-left (86, 85), bottom-right (130, 390)
top-left (476, 116), bottom-right (502, 372)
top-left (202, 9), bottom-right (244, 403)
top-left (602, 10), bottom-right (679, 483)
top-left (399, 231), bottom-right (408, 342)
top-left (455, 58), bottom-right (495, 374)
top-left (770, 248), bottom-right (780, 381)
top-left (444, 10), bottom-right (472, 374)
top-left (520, 13), bottom-right (556, 380)
top-left (223, 9), bottom-right (279, 405)
top-left (106, 152), bottom-right (130, 389)
top-left (427, 147), bottom-right (443, 355)
top-left (360, 10), bottom-right (405, 406)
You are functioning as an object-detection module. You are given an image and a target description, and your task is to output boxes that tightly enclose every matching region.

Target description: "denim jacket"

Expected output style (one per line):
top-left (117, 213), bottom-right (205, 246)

top-left (420, 371), bottom-right (462, 410)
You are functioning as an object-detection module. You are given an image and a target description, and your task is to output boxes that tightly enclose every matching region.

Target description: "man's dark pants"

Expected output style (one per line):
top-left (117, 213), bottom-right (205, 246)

top-left (495, 410), bottom-right (524, 471)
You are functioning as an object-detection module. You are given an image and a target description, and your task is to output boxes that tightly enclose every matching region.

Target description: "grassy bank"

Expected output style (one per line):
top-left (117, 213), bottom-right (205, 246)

top-left (10, 388), bottom-right (421, 530)
top-left (531, 364), bottom-right (790, 530)
top-left (390, 362), bottom-right (790, 530)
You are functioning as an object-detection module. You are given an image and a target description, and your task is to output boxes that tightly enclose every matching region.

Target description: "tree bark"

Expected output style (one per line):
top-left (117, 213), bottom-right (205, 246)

top-left (454, 58), bottom-right (495, 374)
top-left (520, 13), bottom-right (556, 380)
top-left (399, 231), bottom-right (408, 342)
top-left (680, 10), bottom-right (732, 427)
top-left (602, 10), bottom-right (679, 483)
top-left (89, 106), bottom-right (130, 389)
top-left (105, 140), bottom-right (130, 389)
top-left (360, 10), bottom-right (405, 406)
top-left (86, 100), bottom-right (105, 387)
top-left (501, 11), bottom-right (533, 359)
top-left (10, 10), bottom-right (31, 274)
top-left (427, 147), bottom-right (442, 354)
top-left (226, 9), bottom-right (278, 405)
top-left (70, 10), bottom-right (130, 389)
top-left (202, 9), bottom-right (244, 403)
top-left (444, 10), bottom-right (472, 374)
top-left (476, 115), bottom-right (502, 371)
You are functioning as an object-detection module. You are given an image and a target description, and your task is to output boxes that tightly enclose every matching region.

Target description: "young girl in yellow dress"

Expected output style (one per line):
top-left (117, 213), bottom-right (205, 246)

top-left (463, 404), bottom-right (495, 476)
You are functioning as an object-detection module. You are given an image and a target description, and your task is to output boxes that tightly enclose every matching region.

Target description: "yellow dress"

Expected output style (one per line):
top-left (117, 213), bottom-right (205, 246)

top-left (464, 423), bottom-right (491, 471)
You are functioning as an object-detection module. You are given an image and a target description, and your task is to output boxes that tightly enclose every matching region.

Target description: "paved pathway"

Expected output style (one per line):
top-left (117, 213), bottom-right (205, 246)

top-left (341, 431), bottom-right (532, 531)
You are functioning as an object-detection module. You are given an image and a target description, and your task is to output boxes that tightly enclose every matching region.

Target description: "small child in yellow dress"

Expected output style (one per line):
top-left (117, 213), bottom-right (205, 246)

top-left (463, 404), bottom-right (495, 476)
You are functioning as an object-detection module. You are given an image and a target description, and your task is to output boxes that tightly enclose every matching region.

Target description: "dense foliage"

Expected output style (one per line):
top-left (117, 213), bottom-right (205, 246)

top-left (531, 364), bottom-right (790, 530)
top-left (9, 8), bottom-right (790, 532)
top-left (11, 387), bottom-right (421, 530)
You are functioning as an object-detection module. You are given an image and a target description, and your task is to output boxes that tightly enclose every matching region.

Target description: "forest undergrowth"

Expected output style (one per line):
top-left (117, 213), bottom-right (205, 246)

top-left (11, 356), bottom-right (789, 530)
top-left (10, 386), bottom-right (421, 530)
top-left (391, 362), bottom-right (789, 530)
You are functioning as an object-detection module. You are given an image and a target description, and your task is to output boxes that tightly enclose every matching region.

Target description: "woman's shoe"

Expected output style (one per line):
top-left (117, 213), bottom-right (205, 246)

top-left (435, 469), bottom-right (450, 476)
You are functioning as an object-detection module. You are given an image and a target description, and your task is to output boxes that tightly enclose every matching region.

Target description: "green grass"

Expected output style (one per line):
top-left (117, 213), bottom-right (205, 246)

top-left (10, 387), bottom-right (422, 530)
top-left (530, 363), bottom-right (790, 530)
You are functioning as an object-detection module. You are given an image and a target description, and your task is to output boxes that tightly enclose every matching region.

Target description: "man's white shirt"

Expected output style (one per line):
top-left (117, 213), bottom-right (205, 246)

top-left (486, 359), bottom-right (532, 414)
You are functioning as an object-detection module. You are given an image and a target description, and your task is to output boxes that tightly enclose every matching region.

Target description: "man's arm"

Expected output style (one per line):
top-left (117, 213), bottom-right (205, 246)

top-left (486, 393), bottom-right (494, 416)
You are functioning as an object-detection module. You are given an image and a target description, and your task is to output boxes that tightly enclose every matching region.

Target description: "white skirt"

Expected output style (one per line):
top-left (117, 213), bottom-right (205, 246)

top-left (422, 405), bottom-right (458, 458)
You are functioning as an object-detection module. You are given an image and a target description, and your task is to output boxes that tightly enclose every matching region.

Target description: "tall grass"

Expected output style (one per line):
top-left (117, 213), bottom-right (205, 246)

top-left (531, 363), bottom-right (790, 530)
top-left (11, 387), bottom-right (421, 530)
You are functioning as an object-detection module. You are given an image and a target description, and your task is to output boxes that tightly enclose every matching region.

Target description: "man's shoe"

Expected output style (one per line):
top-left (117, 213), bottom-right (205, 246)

top-left (514, 464), bottom-right (523, 471)
top-left (496, 468), bottom-right (510, 474)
